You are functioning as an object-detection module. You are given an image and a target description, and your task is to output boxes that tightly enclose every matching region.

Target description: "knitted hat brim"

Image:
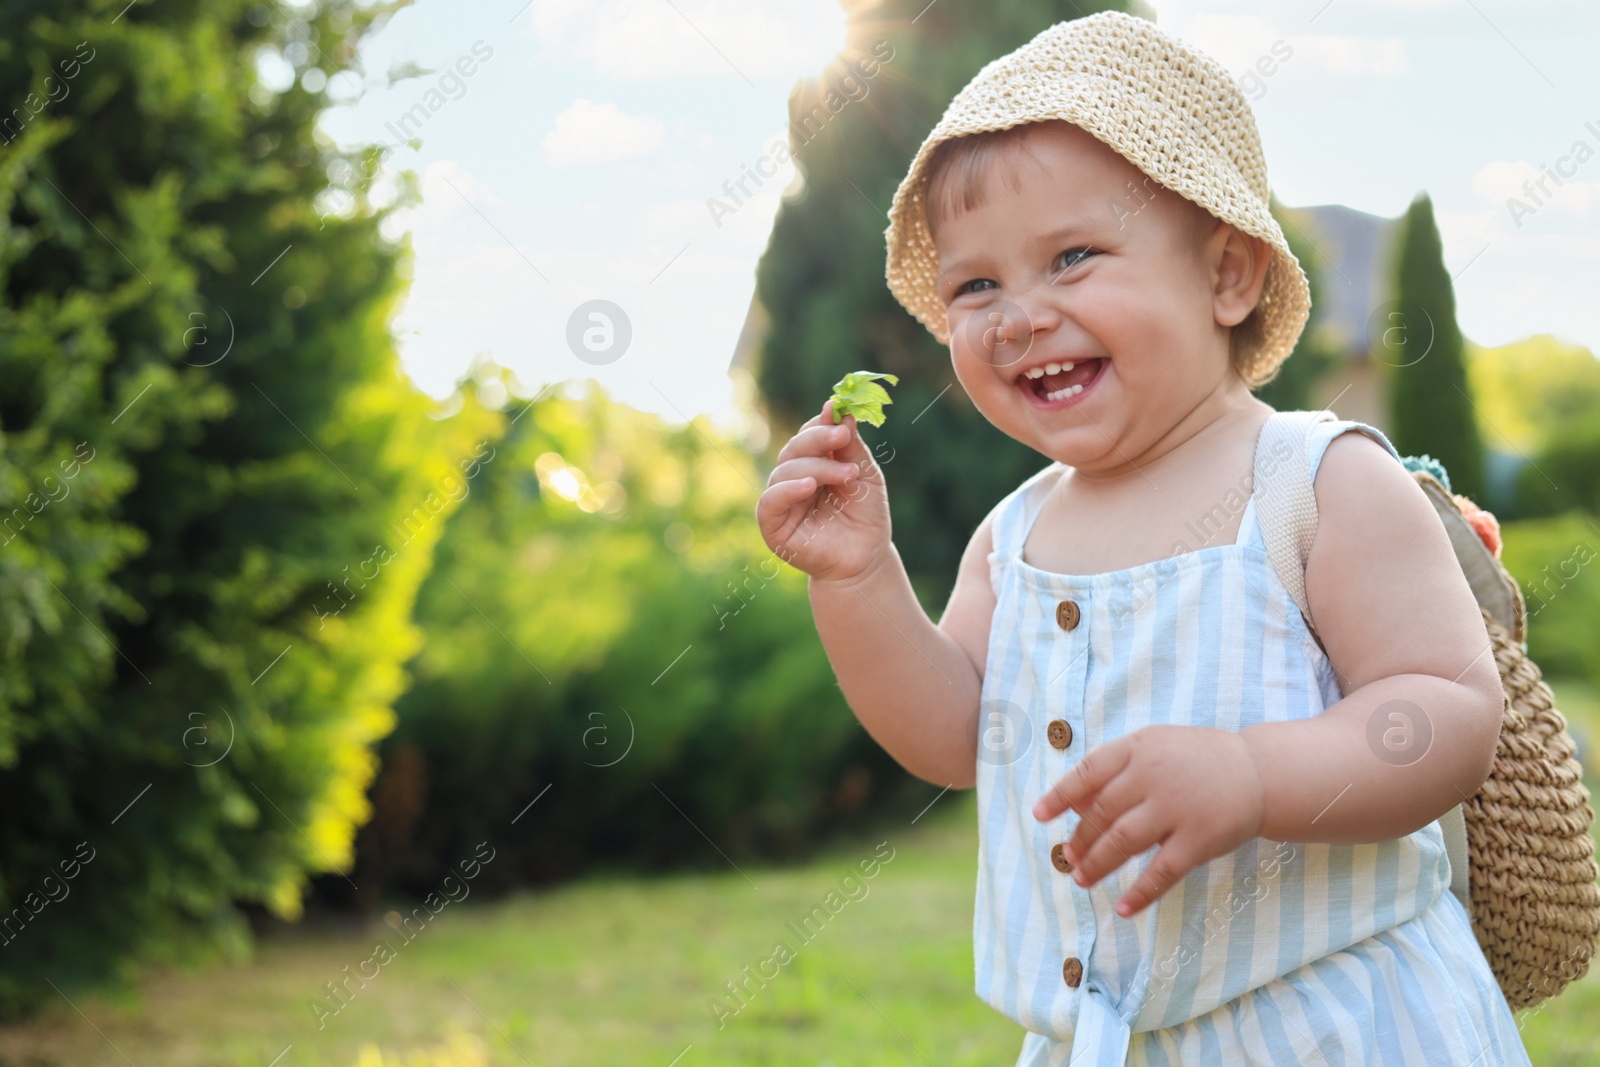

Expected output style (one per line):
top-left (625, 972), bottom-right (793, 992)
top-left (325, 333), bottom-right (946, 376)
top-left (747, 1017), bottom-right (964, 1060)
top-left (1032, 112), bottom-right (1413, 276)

top-left (883, 11), bottom-right (1311, 385)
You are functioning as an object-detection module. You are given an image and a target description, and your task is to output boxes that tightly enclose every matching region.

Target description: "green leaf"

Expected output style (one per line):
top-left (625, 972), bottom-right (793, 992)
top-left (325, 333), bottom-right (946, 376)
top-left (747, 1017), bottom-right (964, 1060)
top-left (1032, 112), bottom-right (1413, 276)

top-left (829, 371), bottom-right (900, 428)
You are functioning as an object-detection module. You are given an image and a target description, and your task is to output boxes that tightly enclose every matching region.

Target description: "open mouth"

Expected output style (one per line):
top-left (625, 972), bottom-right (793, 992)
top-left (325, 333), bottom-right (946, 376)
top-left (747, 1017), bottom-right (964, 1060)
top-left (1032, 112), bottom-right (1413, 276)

top-left (1018, 357), bottom-right (1105, 403)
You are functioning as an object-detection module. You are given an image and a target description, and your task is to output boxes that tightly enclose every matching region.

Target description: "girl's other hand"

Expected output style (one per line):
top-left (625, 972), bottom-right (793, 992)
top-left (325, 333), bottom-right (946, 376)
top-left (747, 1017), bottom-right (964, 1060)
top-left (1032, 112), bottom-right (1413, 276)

top-left (1031, 725), bottom-right (1268, 918)
top-left (756, 398), bottom-right (892, 585)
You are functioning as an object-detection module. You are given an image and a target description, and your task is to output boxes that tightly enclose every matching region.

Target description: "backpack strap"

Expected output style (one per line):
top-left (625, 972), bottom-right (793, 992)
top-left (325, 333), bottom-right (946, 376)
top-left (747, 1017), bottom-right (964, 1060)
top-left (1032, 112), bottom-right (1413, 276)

top-left (1253, 409), bottom-right (1473, 916)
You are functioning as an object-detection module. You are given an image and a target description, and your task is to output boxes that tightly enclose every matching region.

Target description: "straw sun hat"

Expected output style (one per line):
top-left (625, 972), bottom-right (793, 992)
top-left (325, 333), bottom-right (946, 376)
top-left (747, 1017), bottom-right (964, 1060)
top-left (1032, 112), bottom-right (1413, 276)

top-left (884, 10), bottom-right (1311, 386)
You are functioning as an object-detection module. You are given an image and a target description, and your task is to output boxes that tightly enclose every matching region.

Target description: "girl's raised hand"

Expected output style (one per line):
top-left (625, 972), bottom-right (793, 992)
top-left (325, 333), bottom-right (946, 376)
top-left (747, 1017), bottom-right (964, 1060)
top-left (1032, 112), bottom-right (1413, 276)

top-left (755, 398), bottom-right (892, 585)
top-left (1031, 725), bottom-right (1268, 918)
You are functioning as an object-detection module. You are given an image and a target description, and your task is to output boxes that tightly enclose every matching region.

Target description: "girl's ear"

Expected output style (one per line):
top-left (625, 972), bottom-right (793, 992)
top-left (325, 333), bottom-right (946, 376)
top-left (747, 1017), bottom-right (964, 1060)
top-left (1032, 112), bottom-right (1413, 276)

top-left (1211, 225), bottom-right (1273, 329)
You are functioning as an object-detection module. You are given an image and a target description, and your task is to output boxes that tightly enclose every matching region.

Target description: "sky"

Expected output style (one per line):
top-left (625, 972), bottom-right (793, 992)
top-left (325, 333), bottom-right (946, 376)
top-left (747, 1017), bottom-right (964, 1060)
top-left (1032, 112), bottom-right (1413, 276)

top-left (307, 0), bottom-right (1600, 440)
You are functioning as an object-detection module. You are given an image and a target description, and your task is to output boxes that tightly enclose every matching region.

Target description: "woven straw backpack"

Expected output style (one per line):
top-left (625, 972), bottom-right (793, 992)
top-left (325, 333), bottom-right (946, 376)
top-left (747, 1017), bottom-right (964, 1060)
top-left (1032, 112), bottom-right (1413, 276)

top-left (1254, 408), bottom-right (1600, 1010)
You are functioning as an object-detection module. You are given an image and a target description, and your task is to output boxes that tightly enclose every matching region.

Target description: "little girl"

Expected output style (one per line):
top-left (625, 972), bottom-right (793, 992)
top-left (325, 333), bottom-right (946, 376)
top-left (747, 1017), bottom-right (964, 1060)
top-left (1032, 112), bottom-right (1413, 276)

top-left (755, 11), bottom-right (1532, 1067)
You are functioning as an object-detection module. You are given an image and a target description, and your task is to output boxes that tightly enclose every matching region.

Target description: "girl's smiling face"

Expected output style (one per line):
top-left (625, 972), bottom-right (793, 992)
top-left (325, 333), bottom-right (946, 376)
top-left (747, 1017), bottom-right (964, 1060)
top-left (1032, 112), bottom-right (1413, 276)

top-left (928, 120), bottom-right (1271, 478)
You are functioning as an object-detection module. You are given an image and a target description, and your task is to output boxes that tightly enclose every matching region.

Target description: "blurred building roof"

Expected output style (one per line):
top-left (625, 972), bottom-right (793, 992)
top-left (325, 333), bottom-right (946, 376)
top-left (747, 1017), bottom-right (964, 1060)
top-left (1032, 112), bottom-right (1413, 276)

top-left (1279, 202), bottom-right (1404, 363)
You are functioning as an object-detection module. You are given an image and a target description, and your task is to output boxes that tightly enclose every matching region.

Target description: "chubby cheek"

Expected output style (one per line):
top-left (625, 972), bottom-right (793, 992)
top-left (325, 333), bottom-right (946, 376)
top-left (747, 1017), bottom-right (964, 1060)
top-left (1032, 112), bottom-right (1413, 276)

top-left (1080, 292), bottom-right (1184, 389)
top-left (948, 343), bottom-right (983, 402)
top-left (945, 314), bottom-right (982, 379)
top-left (946, 307), bottom-right (1018, 378)
top-left (947, 333), bottom-right (1007, 402)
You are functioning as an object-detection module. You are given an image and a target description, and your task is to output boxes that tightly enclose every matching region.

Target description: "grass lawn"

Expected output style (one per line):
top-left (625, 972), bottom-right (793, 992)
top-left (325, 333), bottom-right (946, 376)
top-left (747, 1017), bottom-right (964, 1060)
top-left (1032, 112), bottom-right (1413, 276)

top-left (3, 681), bottom-right (1600, 1066)
top-left (0, 794), bottom-right (1023, 1067)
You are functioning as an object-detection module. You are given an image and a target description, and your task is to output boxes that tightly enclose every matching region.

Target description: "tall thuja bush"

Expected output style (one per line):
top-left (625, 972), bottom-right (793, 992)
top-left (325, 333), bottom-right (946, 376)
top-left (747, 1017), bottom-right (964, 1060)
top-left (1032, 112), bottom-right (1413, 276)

top-left (347, 378), bottom-right (922, 904)
top-left (1380, 192), bottom-right (1485, 501)
top-left (0, 0), bottom-right (492, 1016)
top-left (752, 0), bottom-right (1130, 610)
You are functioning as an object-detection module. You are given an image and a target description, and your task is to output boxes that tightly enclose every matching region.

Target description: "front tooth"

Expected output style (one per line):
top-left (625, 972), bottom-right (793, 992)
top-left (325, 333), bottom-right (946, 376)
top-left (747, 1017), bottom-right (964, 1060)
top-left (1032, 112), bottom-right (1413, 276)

top-left (1027, 366), bottom-right (1045, 379)
top-left (1045, 362), bottom-right (1061, 374)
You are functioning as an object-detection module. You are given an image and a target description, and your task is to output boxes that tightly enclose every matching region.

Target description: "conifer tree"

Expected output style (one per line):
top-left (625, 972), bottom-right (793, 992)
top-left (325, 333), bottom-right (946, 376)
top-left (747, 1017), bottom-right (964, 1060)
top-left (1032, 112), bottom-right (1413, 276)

top-left (1379, 193), bottom-right (1485, 500)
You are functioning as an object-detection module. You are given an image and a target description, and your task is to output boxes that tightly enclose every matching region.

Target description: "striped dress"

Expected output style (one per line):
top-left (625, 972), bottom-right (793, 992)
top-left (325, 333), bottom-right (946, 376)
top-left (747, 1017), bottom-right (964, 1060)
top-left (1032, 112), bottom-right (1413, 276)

top-left (974, 415), bottom-right (1532, 1066)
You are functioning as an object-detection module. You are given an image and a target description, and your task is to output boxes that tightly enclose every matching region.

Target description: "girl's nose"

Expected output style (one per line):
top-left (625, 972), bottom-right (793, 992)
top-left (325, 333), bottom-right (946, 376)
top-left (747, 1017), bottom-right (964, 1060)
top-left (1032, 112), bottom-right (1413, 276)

top-left (970, 288), bottom-right (1061, 369)
top-left (958, 299), bottom-right (1034, 369)
top-left (1011, 279), bottom-right (1065, 337)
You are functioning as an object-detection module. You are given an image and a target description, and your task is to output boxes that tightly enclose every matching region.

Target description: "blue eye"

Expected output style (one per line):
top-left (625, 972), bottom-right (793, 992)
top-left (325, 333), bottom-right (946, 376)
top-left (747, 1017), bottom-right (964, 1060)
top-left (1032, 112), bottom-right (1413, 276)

top-left (954, 278), bottom-right (996, 297)
top-left (1054, 247), bottom-right (1098, 274)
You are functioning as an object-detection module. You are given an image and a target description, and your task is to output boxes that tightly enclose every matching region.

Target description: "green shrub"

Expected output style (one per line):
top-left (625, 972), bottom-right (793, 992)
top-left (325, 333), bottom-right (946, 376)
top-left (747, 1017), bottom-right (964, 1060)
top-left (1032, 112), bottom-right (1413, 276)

top-left (0, 0), bottom-right (493, 1017)
top-left (1498, 512), bottom-right (1600, 688)
top-left (1515, 419), bottom-right (1600, 520)
top-left (337, 379), bottom-right (924, 904)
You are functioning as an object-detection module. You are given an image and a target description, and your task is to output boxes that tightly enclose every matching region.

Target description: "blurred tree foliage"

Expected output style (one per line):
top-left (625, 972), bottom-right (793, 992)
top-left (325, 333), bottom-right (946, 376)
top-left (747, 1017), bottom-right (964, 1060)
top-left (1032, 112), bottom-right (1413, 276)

top-left (1465, 336), bottom-right (1600, 520)
top-left (1499, 514), bottom-right (1600, 690)
top-left (1466, 337), bottom-right (1600, 457)
top-left (1377, 192), bottom-right (1485, 502)
top-left (0, 0), bottom-right (491, 1017)
top-left (1253, 200), bottom-right (1344, 414)
top-left (332, 374), bottom-right (923, 907)
top-left (1516, 421), bottom-right (1600, 521)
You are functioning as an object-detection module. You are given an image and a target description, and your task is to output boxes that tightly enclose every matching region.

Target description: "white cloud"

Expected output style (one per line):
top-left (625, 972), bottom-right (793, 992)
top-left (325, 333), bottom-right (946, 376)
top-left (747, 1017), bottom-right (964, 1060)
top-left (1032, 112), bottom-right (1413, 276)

top-left (640, 197), bottom-right (707, 241)
top-left (1173, 14), bottom-right (1279, 72)
top-left (1293, 34), bottom-right (1407, 78)
top-left (524, 0), bottom-right (847, 83)
top-left (543, 99), bottom-right (666, 166)
top-left (1177, 14), bottom-right (1406, 80)
top-left (421, 159), bottom-right (507, 209)
top-left (1471, 159), bottom-right (1600, 222)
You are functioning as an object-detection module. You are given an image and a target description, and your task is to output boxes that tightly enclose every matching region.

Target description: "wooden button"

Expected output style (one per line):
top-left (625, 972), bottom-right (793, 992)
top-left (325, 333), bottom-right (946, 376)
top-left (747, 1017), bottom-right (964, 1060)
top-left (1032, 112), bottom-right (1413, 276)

top-left (1063, 957), bottom-right (1083, 988)
top-left (1056, 600), bottom-right (1081, 630)
top-left (1051, 843), bottom-right (1074, 874)
top-left (1047, 719), bottom-right (1073, 750)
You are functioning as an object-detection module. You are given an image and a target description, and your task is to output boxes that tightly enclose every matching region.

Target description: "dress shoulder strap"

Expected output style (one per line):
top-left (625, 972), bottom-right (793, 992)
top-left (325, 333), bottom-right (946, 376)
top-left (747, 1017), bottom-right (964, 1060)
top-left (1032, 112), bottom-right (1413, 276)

top-left (988, 459), bottom-right (1066, 560)
top-left (1254, 409), bottom-right (1337, 636)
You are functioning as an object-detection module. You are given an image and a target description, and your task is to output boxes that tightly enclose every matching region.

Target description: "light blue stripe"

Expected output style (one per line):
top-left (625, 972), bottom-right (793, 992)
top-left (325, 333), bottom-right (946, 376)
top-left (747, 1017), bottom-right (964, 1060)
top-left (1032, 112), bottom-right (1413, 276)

top-left (1371, 838), bottom-right (1401, 932)
top-left (1194, 1009), bottom-right (1223, 1063)
top-left (1258, 981), bottom-right (1342, 1067)
top-left (1294, 962), bottom-right (1360, 1067)
top-left (1132, 1025), bottom-right (1174, 1067)
top-left (1312, 950), bottom-right (1407, 1064)
top-left (1374, 923), bottom-right (1457, 1065)
top-left (1325, 844), bottom-right (1353, 953)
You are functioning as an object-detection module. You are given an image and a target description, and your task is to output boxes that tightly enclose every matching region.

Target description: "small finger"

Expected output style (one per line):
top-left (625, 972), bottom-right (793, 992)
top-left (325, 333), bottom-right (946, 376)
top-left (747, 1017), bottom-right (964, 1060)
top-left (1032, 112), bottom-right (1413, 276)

top-left (1070, 802), bottom-right (1161, 890)
top-left (1116, 838), bottom-right (1195, 918)
top-left (1060, 774), bottom-right (1140, 868)
top-left (755, 477), bottom-right (817, 523)
top-left (1033, 741), bottom-right (1131, 822)
top-left (767, 456), bottom-right (860, 490)
top-left (776, 421), bottom-right (853, 466)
